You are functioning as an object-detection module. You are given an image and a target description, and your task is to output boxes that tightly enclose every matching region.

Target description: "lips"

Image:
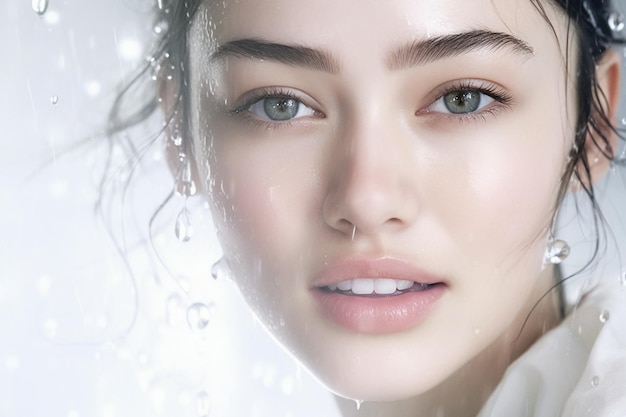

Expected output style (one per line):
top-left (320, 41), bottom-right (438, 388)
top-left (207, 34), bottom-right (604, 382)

top-left (312, 257), bottom-right (447, 333)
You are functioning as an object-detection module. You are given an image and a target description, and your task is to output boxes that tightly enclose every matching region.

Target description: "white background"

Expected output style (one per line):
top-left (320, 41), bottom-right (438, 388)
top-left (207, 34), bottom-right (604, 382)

top-left (1, 1), bottom-right (625, 416)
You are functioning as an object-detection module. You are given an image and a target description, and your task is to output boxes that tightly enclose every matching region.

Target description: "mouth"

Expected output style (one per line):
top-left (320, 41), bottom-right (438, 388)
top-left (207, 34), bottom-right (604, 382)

top-left (312, 257), bottom-right (447, 334)
top-left (322, 278), bottom-right (434, 296)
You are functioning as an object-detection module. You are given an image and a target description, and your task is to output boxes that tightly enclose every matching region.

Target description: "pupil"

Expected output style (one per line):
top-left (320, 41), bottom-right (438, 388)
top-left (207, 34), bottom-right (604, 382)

top-left (444, 91), bottom-right (480, 114)
top-left (264, 97), bottom-right (299, 120)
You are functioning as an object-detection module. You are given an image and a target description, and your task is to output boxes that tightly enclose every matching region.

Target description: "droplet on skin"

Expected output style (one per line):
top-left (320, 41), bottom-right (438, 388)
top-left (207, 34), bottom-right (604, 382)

top-left (186, 302), bottom-right (213, 330)
top-left (599, 310), bottom-right (610, 323)
top-left (196, 390), bottom-right (211, 417)
top-left (608, 12), bottom-right (625, 32)
top-left (50, 95), bottom-right (58, 105)
top-left (32, 0), bottom-right (49, 15)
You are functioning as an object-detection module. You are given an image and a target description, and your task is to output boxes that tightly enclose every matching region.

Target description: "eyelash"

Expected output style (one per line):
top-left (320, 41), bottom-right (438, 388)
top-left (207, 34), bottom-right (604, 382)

top-left (226, 87), bottom-right (324, 129)
top-left (421, 80), bottom-right (513, 121)
top-left (226, 81), bottom-right (513, 128)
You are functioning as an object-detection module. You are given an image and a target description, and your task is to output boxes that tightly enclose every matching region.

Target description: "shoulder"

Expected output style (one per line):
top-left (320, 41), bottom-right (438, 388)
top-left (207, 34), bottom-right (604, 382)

top-left (478, 277), bottom-right (626, 417)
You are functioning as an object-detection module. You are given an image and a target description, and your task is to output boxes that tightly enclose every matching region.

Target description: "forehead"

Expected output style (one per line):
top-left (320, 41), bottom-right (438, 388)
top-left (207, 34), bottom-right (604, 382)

top-left (194, 0), bottom-right (570, 60)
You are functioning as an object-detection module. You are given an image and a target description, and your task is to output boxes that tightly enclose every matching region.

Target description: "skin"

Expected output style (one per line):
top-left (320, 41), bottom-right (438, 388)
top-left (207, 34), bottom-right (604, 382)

top-left (159, 0), bottom-right (620, 415)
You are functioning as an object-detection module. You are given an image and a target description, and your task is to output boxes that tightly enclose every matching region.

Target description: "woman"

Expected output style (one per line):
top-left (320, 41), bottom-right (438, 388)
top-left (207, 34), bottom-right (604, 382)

top-left (110, 0), bottom-right (626, 415)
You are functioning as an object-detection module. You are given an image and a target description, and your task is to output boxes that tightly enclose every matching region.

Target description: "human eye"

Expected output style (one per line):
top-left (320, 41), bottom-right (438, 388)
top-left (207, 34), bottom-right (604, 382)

top-left (420, 81), bottom-right (513, 120)
top-left (228, 87), bottom-right (322, 123)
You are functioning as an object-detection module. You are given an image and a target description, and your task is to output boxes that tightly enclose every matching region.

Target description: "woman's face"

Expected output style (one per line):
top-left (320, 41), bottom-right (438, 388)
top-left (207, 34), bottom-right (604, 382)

top-left (186, 0), bottom-right (576, 400)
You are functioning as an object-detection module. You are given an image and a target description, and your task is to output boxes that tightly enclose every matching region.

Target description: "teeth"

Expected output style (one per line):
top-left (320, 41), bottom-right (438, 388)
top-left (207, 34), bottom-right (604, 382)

top-left (373, 278), bottom-right (397, 294)
top-left (396, 279), bottom-right (414, 290)
top-left (351, 278), bottom-right (374, 295)
top-left (337, 280), bottom-right (352, 291)
top-left (329, 278), bottom-right (416, 294)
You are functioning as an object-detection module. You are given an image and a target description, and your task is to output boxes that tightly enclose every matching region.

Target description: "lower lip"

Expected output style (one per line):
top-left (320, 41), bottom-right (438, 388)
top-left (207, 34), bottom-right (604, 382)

top-left (313, 284), bottom-right (446, 334)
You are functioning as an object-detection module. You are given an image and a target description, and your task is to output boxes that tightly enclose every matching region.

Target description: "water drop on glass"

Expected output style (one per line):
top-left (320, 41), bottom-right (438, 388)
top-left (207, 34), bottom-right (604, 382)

top-left (591, 375), bottom-right (600, 387)
top-left (196, 390), bottom-right (211, 417)
top-left (175, 207), bottom-right (192, 242)
top-left (211, 257), bottom-right (231, 280)
top-left (32, 0), bottom-right (49, 15)
top-left (166, 293), bottom-right (184, 325)
top-left (50, 95), bottom-right (58, 105)
top-left (608, 12), bottom-right (625, 32)
top-left (599, 310), bottom-right (610, 323)
top-left (186, 302), bottom-right (213, 330)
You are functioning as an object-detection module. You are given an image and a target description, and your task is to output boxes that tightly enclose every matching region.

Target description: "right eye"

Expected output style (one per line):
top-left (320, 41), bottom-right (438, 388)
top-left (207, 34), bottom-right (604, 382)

top-left (248, 96), bottom-right (317, 121)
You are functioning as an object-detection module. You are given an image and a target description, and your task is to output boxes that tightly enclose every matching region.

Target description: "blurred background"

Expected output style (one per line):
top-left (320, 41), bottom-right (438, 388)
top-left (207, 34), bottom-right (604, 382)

top-left (0, 1), bottom-right (625, 416)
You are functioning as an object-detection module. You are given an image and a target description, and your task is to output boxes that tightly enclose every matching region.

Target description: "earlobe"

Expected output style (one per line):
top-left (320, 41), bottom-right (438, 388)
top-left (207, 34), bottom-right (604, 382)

top-left (573, 48), bottom-right (622, 191)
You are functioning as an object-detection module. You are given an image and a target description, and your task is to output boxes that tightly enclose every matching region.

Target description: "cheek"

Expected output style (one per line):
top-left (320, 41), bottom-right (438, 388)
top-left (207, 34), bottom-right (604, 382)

top-left (432, 113), bottom-right (569, 257)
top-left (202, 126), bottom-right (326, 294)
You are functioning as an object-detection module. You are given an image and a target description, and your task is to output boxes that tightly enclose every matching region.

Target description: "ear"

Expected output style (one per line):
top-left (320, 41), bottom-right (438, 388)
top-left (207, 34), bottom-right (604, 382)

top-left (157, 65), bottom-right (202, 194)
top-left (584, 48), bottom-right (621, 186)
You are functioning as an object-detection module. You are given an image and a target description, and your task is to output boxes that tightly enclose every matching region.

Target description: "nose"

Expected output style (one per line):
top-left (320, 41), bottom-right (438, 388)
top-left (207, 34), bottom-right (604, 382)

top-left (322, 114), bottom-right (420, 237)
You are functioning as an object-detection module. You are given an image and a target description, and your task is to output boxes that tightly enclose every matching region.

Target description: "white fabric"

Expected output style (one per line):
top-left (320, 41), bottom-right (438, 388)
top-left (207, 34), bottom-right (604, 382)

top-left (478, 278), bottom-right (626, 417)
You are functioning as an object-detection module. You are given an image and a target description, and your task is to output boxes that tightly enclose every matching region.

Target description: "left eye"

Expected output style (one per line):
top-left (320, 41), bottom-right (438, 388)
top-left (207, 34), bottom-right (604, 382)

top-left (248, 96), bottom-right (317, 121)
top-left (429, 90), bottom-right (494, 114)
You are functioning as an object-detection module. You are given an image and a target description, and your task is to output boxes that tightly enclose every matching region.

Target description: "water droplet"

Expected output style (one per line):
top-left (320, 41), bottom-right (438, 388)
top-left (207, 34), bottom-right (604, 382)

top-left (154, 21), bottom-right (168, 34)
top-left (196, 390), bottom-right (211, 417)
top-left (175, 207), bottom-right (192, 242)
top-left (50, 95), bottom-right (58, 105)
top-left (186, 302), bottom-right (213, 330)
top-left (172, 135), bottom-right (183, 146)
top-left (166, 293), bottom-right (184, 325)
top-left (621, 272), bottom-right (626, 287)
top-left (175, 180), bottom-right (196, 197)
top-left (211, 258), bottom-right (231, 280)
top-left (157, 0), bottom-right (164, 10)
top-left (599, 310), bottom-right (610, 323)
top-left (616, 145), bottom-right (626, 166)
top-left (32, 0), bottom-right (49, 15)
top-left (355, 399), bottom-right (364, 410)
top-left (608, 12), bottom-right (625, 32)
top-left (591, 375), bottom-right (600, 387)
top-left (5, 355), bottom-right (19, 371)
top-left (545, 239), bottom-right (570, 264)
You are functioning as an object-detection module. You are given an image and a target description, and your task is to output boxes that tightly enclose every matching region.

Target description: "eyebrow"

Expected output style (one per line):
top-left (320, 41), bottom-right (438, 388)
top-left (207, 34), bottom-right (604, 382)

top-left (387, 30), bottom-right (534, 70)
top-left (210, 38), bottom-right (341, 73)
top-left (210, 30), bottom-right (534, 74)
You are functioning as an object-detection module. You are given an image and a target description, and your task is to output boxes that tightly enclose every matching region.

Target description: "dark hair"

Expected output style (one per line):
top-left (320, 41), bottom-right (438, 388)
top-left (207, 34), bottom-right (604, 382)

top-left (106, 0), bottom-right (624, 270)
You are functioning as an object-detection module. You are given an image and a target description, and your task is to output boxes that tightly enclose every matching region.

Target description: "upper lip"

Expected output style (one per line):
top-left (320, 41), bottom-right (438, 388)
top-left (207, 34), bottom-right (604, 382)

top-left (312, 256), bottom-right (446, 288)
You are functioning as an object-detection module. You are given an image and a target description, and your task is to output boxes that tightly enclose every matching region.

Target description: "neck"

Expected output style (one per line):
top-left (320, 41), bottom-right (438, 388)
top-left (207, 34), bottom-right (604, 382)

top-left (334, 264), bottom-right (562, 417)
